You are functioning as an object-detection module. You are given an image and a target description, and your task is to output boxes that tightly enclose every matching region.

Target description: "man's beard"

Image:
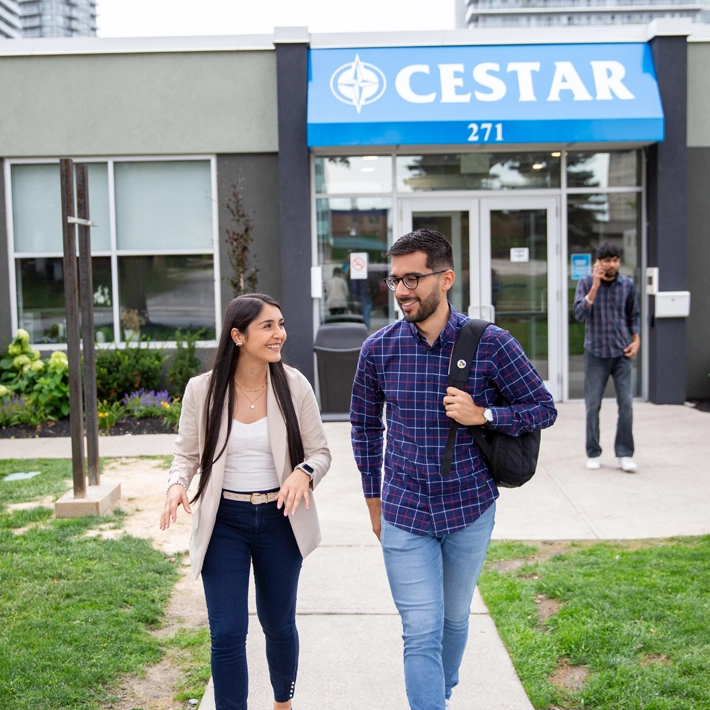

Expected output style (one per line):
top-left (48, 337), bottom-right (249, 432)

top-left (399, 289), bottom-right (441, 323)
top-left (603, 268), bottom-right (618, 280)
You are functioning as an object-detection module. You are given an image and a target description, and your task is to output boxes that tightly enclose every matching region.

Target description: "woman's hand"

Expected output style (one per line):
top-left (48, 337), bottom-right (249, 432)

top-left (160, 483), bottom-right (192, 530)
top-left (276, 469), bottom-right (311, 517)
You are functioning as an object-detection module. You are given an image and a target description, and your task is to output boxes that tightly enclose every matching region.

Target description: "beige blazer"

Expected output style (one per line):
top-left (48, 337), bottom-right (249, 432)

top-left (167, 365), bottom-right (331, 578)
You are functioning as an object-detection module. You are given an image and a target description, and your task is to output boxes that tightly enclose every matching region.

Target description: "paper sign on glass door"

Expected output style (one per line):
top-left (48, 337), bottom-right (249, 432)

top-left (350, 252), bottom-right (368, 280)
top-left (510, 248), bottom-right (529, 263)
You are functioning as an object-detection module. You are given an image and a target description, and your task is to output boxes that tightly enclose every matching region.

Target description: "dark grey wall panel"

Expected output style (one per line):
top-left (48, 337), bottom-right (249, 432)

top-left (0, 161), bottom-right (12, 348)
top-left (647, 35), bottom-right (688, 404)
top-left (276, 42), bottom-right (314, 383)
top-left (686, 148), bottom-right (710, 399)
top-left (216, 154), bottom-right (281, 319)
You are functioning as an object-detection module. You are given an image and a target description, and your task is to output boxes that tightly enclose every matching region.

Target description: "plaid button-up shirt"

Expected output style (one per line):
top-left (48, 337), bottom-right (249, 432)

top-left (573, 274), bottom-right (640, 359)
top-left (350, 307), bottom-right (558, 537)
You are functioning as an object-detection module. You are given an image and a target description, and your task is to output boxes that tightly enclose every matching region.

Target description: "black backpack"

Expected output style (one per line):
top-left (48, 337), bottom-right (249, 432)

top-left (441, 319), bottom-right (541, 488)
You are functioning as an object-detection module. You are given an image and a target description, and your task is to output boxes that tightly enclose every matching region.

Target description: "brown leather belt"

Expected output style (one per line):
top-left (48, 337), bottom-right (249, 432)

top-left (222, 490), bottom-right (279, 505)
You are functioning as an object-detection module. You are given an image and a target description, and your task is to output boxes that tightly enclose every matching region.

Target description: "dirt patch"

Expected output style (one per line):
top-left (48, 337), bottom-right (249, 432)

top-left (98, 458), bottom-right (208, 708)
top-left (640, 653), bottom-right (671, 665)
top-left (0, 417), bottom-right (175, 439)
top-left (534, 594), bottom-right (563, 626)
top-left (550, 658), bottom-right (589, 693)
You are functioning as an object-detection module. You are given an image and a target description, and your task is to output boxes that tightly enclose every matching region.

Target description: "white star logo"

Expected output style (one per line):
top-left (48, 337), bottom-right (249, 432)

top-left (330, 55), bottom-right (387, 113)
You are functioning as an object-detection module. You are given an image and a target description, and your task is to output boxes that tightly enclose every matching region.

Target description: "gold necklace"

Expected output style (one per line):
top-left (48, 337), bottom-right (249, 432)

top-left (235, 380), bottom-right (266, 410)
top-left (235, 379), bottom-right (266, 393)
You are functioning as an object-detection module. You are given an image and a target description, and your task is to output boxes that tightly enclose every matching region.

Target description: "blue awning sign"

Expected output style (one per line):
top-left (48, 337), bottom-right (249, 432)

top-left (308, 44), bottom-right (664, 146)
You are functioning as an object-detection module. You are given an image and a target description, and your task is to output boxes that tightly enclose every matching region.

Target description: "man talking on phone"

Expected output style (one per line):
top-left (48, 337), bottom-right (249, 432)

top-left (574, 243), bottom-right (640, 473)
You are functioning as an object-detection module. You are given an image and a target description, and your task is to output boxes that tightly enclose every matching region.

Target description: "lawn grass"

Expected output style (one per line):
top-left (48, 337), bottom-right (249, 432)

top-left (164, 627), bottom-right (212, 702)
top-left (478, 537), bottom-right (710, 710)
top-left (0, 459), bottom-right (181, 709)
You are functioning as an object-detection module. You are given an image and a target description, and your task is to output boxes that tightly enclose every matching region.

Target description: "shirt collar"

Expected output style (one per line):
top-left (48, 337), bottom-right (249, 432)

top-left (407, 303), bottom-right (460, 349)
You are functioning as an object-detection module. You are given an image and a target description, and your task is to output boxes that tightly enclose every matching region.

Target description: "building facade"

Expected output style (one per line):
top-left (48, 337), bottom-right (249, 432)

top-left (456, 0), bottom-right (704, 28)
top-left (0, 23), bottom-right (708, 406)
top-left (19, 0), bottom-right (96, 38)
top-left (0, 0), bottom-right (21, 38)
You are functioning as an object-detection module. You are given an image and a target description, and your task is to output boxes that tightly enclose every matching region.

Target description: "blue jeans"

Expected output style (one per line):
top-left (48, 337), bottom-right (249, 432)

top-left (201, 495), bottom-right (303, 710)
top-left (584, 350), bottom-right (634, 458)
top-left (380, 502), bottom-right (496, 710)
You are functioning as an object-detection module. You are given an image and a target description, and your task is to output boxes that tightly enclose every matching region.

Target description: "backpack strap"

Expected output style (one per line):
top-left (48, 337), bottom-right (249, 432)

top-left (441, 319), bottom-right (491, 477)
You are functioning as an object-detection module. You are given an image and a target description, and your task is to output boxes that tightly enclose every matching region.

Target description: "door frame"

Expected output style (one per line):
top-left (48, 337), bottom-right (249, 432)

top-left (400, 195), bottom-right (562, 400)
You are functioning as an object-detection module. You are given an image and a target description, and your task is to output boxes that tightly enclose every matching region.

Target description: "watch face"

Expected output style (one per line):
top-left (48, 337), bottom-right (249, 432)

top-left (300, 463), bottom-right (315, 475)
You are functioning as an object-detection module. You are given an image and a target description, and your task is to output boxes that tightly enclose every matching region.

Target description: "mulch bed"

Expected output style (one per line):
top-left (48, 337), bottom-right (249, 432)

top-left (0, 417), bottom-right (176, 439)
top-left (687, 399), bottom-right (710, 414)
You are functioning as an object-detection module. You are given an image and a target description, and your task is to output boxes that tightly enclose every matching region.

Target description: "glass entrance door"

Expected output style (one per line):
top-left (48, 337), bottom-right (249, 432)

top-left (401, 197), bottom-right (560, 399)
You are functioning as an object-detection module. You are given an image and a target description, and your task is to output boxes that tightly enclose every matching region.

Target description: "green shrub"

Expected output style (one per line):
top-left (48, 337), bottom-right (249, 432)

top-left (160, 398), bottom-right (182, 431)
top-left (95, 340), bottom-right (168, 402)
top-left (167, 329), bottom-right (203, 398)
top-left (97, 400), bottom-right (128, 434)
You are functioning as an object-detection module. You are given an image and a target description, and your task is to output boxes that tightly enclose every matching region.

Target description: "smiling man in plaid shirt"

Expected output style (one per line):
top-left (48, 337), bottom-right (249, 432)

top-left (350, 229), bottom-right (557, 710)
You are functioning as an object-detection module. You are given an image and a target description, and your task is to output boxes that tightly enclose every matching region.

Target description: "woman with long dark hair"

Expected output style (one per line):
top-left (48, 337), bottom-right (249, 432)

top-left (160, 294), bottom-right (331, 710)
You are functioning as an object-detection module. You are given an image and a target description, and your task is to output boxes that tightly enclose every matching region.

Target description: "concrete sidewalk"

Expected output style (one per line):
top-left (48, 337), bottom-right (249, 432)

top-left (2, 400), bottom-right (709, 709)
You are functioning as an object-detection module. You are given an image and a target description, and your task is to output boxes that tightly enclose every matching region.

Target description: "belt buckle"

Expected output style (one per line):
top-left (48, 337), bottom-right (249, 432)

top-left (250, 492), bottom-right (267, 505)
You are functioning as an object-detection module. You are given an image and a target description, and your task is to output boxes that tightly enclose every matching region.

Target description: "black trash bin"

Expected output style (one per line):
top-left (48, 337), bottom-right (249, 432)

top-left (314, 322), bottom-right (369, 420)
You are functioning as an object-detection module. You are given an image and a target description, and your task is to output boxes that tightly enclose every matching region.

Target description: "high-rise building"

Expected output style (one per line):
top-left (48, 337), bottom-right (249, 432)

top-left (456, 0), bottom-right (705, 28)
top-left (0, 0), bottom-right (22, 38)
top-left (18, 0), bottom-right (97, 38)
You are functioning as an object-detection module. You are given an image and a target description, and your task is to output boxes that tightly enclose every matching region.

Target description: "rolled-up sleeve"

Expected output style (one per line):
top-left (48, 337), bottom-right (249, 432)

top-left (350, 340), bottom-right (385, 498)
top-left (486, 331), bottom-right (557, 436)
top-left (167, 378), bottom-right (201, 491)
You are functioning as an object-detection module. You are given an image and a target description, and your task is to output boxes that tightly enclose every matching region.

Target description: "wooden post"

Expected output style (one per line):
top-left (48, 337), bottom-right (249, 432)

top-left (76, 163), bottom-right (100, 486)
top-left (59, 158), bottom-right (86, 499)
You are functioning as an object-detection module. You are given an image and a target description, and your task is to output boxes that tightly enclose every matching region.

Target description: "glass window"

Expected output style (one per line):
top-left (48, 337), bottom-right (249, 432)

top-left (397, 153), bottom-right (561, 191)
top-left (114, 160), bottom-right (213, 250)
top-left (567, 193), bottom-right (642, 399)
top-left (118, 255), bottom-right (216, 341)
top-left (316, 197), bottom-right (392, 334)
top-left (566, 151), bottom-right (640, 189)
top-left (11, 162), bottom-right (110, 253)
top-left (314, 156), bottom-right (392, 194)
top-left (15, 257), bottom-right (113, 344)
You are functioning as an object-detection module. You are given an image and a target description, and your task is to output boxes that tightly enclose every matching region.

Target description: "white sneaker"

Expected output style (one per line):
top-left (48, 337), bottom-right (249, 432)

top-left (618, 457), bottom-right (638, 473)
top-left (586, 456), bottom-right (602, 470)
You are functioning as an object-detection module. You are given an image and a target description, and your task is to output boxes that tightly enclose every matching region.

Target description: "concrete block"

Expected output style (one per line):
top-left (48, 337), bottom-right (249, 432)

top-left (55, 482), bottom-right (121, 518)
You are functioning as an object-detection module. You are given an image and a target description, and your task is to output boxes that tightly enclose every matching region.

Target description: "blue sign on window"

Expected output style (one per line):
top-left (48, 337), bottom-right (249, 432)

top-left (571, 253), bottom-right (592, 280)
top-left (307, 43), bottom-right (664, 147)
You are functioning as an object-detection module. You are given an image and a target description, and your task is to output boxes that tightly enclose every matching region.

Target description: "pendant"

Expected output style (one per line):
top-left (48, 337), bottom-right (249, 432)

top-left (250, 404), bottom-right (255, 409)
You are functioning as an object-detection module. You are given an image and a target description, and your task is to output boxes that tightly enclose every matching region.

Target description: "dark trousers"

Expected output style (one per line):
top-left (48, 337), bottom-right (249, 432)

top-left (584, 350), bottom-right (634, 458)
top-left (201, 495), bottom-right (303, 710)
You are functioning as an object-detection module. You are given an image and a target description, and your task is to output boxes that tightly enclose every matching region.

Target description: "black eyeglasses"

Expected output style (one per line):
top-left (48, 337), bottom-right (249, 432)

top-left (384, 270), bottom-right (448, 291)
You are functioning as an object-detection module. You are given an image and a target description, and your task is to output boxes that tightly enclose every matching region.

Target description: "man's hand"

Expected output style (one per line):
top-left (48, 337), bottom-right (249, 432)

top-left (443, 387), bottom-right (486, 426)
top-left (592, 260), bottom-right (605, 287)
top-left (277, 468), bottom-right (311, 517)
top-left (623, 334), bottom-right (640, 358)
top-left (365, 498), bottom-right (382, 540)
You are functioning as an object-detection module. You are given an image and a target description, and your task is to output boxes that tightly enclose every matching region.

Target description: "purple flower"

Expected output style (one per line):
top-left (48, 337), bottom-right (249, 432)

top-left (121, 389), bottom-right (171, 417)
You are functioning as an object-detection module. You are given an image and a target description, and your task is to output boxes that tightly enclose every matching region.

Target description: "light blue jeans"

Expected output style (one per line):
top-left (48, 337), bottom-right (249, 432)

top-left (380, 502), bottom-right (496, 710)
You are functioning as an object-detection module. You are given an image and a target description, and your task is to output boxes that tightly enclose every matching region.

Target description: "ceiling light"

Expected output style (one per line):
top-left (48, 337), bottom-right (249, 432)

top-left (362, 156), bottom-right (379, 161)
top-left (551, 152), bottom-right (561, 158)
top-left (532, 163), bottom-right (544, 170)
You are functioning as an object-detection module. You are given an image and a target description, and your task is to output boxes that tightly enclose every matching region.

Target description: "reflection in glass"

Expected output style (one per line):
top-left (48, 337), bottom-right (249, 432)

top-left (490, 210), bottom-right (548, 379)
top-left (412, 212), bottom-right (469, 315)
top-left (397, 153), bottom-right (560, 192)
top-left (567, 193), bottom-right (642, 398)
top-left (315, 156), bottom-right (392, 194)
top-left (15, 257), bottom-right (114, 344)
top-left (118, 255), bottom-right (216, 341)
top-left (316, 198), bottom-right (391, 334)
top-left (114, 161), bottom-right (213, 250)
top-left (566, 151), bottom-right (640, 189)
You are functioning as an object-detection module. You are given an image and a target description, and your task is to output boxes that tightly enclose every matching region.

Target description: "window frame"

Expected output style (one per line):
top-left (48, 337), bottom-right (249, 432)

top-left (4, 155), bottom-right (221, 350)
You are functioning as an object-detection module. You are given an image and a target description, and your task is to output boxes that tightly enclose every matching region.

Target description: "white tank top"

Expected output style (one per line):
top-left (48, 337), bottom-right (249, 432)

top-left (222, 417), bottom-right (280, 492)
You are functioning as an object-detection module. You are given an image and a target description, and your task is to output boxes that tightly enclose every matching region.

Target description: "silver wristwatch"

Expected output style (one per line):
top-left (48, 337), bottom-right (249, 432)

top-left (297, 462), bottom-right (315, 481)
top-left (482, 408), bottom-right (493, 427)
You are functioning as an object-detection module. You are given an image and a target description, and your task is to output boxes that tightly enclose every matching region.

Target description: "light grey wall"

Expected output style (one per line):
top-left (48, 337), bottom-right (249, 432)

top-left (216, 154), bottom-right (281, 318)
top-left (687, 42), bottom-right (710, 148)
top-left (0, 161), bottom-right (12, 348)
top-left (686, 147), bottom-right (710, 399)
top-left (0, 51), bottom-right (277, 157)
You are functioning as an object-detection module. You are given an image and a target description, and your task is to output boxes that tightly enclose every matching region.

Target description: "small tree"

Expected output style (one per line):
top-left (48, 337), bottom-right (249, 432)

top-left (224, 176), bottom-right (259, 297)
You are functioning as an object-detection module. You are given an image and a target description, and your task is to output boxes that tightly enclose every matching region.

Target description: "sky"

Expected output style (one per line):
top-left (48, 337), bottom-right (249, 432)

top-left (96, 0), bottom-right (457, 38)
